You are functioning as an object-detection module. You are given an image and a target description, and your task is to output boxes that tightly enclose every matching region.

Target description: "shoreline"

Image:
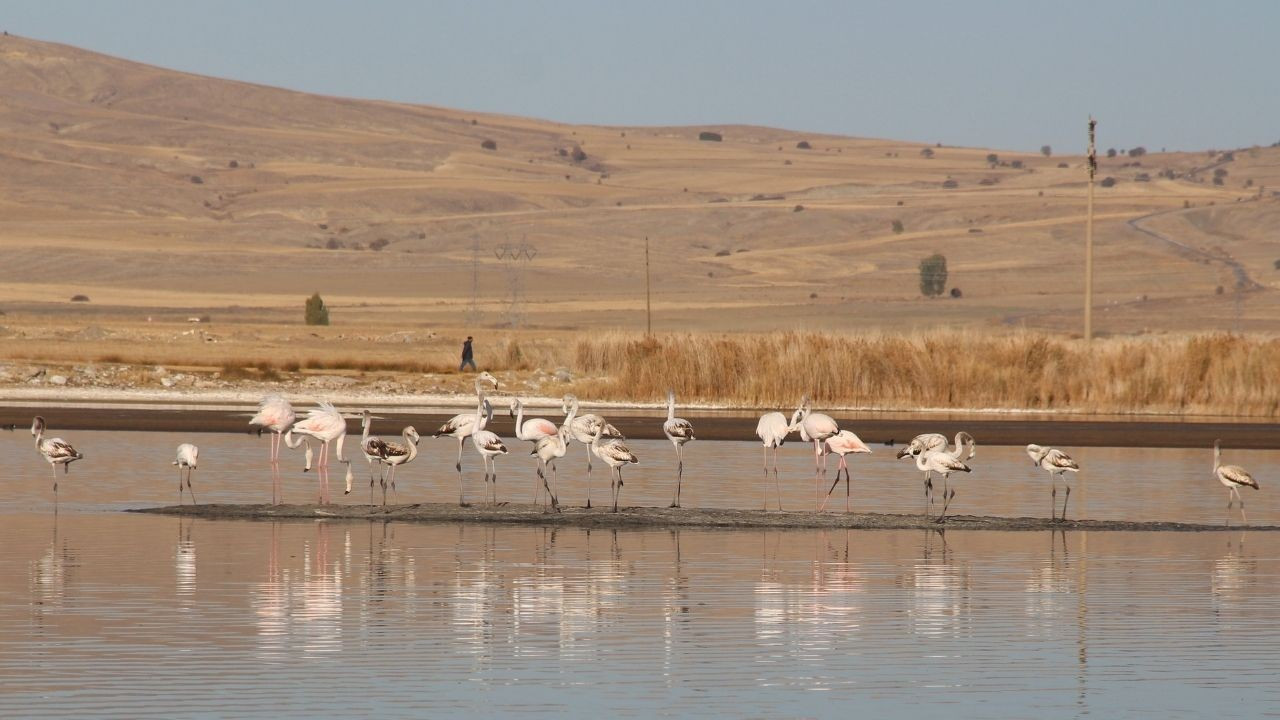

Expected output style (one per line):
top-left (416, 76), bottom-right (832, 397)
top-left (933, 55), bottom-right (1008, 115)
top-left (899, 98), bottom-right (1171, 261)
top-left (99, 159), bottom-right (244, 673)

top-left (2, 393), bottom-right (1278, 447)
top-left (130, 503), bottom-right (1279, 532)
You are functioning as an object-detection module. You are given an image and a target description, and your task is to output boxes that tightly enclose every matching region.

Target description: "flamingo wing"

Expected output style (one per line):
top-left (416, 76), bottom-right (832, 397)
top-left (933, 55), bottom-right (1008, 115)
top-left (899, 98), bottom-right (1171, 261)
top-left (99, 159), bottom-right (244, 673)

top-left (1220, 464), bottom-right (1258, 489)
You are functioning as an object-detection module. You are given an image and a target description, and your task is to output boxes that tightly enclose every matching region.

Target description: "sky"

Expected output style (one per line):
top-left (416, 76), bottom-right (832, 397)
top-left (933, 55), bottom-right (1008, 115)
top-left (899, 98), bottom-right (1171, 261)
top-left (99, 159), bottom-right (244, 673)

top-left (3, 0), bottom-right (1277, 153)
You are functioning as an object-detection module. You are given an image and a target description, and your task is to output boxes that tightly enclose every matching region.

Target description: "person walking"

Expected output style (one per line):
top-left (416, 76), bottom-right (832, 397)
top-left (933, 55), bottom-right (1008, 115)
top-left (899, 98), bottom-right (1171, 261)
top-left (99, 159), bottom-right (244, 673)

top-left (459, 336), bottom-right (477, 371)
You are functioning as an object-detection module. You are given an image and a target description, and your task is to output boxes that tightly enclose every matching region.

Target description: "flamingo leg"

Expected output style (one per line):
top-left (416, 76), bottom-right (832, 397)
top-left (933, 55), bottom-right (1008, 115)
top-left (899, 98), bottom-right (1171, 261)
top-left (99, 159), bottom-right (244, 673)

top-left (490, 457), bottom-right (498, 505)
top-left (455, 437), bottom-right (464, 472)
top-left (551, 461), bottom-right (560, 508)
top-left (844, 464), bottom-right (851, 514)
top-left (1049, 471), bottom-right (1057, 521)
top-left (1061, 481), bottom-right (1071, 522)
top-left (187, 468), bottom-right (197, 505)
top-left (585, 446), bottom-right (593, 509)
top-left (178, 467), bottom-right (184, 505)
top-left (539, 462), bottom-right (560, 513)
top-left (762, 445), bottom-right (768, 510)
top-left (1237, 487), bottom-right (1248, 525)
top-left (819, 466), bottom-right (842, 512)
top-left (670, 443), bottom-right (683, 508)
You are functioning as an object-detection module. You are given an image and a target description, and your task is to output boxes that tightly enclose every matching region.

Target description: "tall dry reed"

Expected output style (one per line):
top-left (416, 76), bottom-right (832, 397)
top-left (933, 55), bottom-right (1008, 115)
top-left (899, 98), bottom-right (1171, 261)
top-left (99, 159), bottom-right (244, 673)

top-left (570, 331), bottom-right (1280, 416)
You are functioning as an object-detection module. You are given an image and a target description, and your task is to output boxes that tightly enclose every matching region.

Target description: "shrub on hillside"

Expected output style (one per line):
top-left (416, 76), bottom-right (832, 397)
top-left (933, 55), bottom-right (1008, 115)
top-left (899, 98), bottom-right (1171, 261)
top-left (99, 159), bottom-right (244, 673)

top-left (698, 131), bottom-right (722, 142)
top-left (480, 139), bottom-right (497, 150)
top-left (305, 293), bottom-right (330, 326)
top-left (918, 254), bottom-right (948, 297)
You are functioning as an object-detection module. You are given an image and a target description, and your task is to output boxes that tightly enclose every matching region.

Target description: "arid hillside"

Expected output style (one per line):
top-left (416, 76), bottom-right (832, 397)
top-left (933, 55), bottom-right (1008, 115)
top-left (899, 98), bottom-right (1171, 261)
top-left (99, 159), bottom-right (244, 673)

top-left (2, 33), bottom-right (1279, 339)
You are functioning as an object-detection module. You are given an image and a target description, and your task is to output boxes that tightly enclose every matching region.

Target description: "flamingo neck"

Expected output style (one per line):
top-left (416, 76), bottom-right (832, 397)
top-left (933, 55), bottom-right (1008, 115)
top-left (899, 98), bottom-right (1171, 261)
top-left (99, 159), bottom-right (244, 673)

top-left (666, 394), bottom-right (675, 421)
top-left (405, 431), bottom-right (420, 463)
top-left (513, 400), bottom-right (525, 438)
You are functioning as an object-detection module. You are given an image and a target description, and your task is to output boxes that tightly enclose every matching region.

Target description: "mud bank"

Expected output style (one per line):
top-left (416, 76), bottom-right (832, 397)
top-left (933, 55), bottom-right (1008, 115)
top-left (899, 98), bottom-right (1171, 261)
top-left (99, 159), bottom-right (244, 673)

top-left (130, 503), bottom-right (1279, 532)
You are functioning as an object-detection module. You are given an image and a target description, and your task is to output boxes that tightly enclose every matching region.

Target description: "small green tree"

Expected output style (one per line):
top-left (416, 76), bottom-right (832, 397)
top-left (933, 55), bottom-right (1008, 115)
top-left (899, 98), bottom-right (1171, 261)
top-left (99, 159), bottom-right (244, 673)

top-left (305, 292), bottom-right (330, 326)
top-left (986, 153), bottom-right (999, 165)
top-left (918, 254), bottom-right (948, 297)
top-left (891, 219), bottom-right (905, 234)
top-left (1040, 145), bottom-right (1052, 157)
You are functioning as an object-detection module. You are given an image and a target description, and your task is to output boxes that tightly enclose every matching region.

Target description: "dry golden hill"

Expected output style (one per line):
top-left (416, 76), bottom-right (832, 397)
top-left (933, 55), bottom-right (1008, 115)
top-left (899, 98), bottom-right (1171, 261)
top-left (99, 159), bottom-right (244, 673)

top-left (2, 32), bottom-right (1279, 339)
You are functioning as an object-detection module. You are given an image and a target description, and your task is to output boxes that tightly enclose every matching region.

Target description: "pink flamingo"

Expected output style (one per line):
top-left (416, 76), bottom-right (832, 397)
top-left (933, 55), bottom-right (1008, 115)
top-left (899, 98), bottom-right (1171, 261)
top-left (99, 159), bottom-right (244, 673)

top-left (249, 395), bottom-right (296, 464)
top-left (510, 397), bottom-right (558, 503)
top-left (755, 399), bottom-right (805, 510)
top-left (796, 397), bottom-right (840, 507)
top-left (470, 392), bottom-right (508, 504)
top-left (819, 430), bottom-right (872, 512)
top-left (563, 394), bottom-right (623, 508)
top-left (663, 389), bottom-right (696, 508)
top-left (289, 401), bottom-right (350, 504)
top-left (173, 443), bottom-right (199, 505)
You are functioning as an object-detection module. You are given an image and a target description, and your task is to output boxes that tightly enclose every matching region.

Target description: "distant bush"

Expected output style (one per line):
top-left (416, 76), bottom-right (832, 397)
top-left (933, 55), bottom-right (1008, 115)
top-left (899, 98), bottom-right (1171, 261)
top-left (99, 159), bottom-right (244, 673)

top-left (325, 238), bottom-right (344, 250)
top-left (571, 145), bottom-right (587, 163)
top-left (1135, 173), bottom-right (1151, 182)
top-left (1106, 148), bottom-right (1117, 158)
top-left (796, 140), bottom-right (812, 149)
top-left (942, 179), bottom-right (958, 188)
top-left (1215, 285), bottom-right (1224, 295)
top-left (793, 204), bottom-right (804, 212)
top-left (1214, 168), bottom-right (1229, 178)
top-left (305, 293), bottom-right (330, 326)
top-left (1100, 177), bottom-right (1116, 188)
top-left (919, 254), bottom-right (948, 297)
top-left (1010, 160), bottom-right (1024, 169)
top-left (190, 175), bottom-right (203, 184)
top-left (228, 160), bottom-right (239, 168)
top-left (1273, 259), bottom-right (1280, 270)
top-left (369, 238), bottom-right (390, 251)
top-left (715, 249), bottom-right (731, 257)
top-left (986, 153), bottom-right (998, 165)
top-left (1129, 146), bottom-right (1147, 157)
top-left (920, 147), bottom-right (935, 159)
top-left (1213, 176), bottom-right (1224, 186)
top-left (891, 219), bottom-right (904, 233)
top-left (1041, 145), bottom-right (1052, 157)
top-left (480, 139), bottom-right (497, 150)
top-left (698, 131), bottom-right (722, 142)
top-left (70, 294), bottom-right (90, 302)
top-left (950, 287), bottom-right (963, 298)
top-left (978, 178), bottom-right (997, 186)
top-left (1057, 162), bottom-right (1069, 168)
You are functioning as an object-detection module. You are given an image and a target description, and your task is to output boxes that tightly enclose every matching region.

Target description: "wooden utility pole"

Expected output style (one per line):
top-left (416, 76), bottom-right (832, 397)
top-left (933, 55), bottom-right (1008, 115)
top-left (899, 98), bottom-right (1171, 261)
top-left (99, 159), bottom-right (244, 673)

top-left (1085, 117), bottom-right (1097, 343)
top-left (644, 236), bottom-right (652, 336)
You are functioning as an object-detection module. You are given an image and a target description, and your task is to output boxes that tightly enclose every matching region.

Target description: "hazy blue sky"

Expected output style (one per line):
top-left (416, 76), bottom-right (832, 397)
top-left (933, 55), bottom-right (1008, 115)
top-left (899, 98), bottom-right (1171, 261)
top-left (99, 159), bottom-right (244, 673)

top-left (3, 1), bottom-right (1277, 153)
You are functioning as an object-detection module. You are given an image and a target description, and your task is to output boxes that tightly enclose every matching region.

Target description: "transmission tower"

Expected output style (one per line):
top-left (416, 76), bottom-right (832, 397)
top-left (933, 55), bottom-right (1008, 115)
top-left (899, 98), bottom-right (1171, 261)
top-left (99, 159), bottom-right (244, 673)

top-left (493, 236), bottom-right (538, 328)
top-left (464, 235), bottom-right (482, 325)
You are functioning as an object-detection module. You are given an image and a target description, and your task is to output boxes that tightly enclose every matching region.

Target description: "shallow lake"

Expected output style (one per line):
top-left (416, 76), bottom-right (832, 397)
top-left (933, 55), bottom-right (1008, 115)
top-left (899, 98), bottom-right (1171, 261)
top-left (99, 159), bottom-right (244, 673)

top-left (1, 429), bottom-right (1278, 717)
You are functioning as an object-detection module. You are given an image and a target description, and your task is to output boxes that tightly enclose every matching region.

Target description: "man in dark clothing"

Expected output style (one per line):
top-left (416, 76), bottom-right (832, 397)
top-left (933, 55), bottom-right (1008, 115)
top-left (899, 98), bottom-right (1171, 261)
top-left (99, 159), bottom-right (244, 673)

top-left (459, 336), bottom-right (476, 371)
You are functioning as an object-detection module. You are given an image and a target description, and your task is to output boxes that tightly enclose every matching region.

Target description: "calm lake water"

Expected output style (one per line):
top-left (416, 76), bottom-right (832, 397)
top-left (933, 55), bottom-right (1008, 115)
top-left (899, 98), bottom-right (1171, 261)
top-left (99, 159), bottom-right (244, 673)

top-left (1, 429), bottom-right (1278, 717)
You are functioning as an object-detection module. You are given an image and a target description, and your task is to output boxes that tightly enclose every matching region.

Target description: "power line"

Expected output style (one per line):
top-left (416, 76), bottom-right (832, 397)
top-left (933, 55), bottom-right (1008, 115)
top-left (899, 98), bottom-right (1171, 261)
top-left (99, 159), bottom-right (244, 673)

top-left (493, 236), bottom-right (537, 328)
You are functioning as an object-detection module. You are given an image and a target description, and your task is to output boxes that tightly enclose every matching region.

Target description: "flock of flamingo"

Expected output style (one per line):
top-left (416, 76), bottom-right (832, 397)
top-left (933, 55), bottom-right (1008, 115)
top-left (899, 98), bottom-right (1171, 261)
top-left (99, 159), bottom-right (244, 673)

top-left (26, 374), bottom-right (1262, 523)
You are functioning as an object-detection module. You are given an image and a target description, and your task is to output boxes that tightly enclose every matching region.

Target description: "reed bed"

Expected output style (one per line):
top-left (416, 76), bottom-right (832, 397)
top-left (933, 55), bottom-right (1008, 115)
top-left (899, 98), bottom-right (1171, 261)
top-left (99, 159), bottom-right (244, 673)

top-left (571, 331), bottom-right (1280, 416)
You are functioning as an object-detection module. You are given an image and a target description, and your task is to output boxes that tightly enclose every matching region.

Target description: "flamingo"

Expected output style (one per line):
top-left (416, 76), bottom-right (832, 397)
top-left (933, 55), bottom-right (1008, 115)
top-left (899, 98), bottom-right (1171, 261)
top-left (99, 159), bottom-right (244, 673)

top-left (818, 430), bottom-right (872, 512)
top-left (433, 371), bottom-right (500, 474)
top-left (358, 410), bottom-right (393, 500)
top-left (563, 394), bottom-right (623, 508)
top-left (1027, 444), bottom-right (1081, 521)
top-left (249, 394), bottom-right (295, 464)
top-left (896, 432), bottom-right (975, 514)
top-left (755, 401), bottom-right (806, 510)
top-left (31, 416), bottom-right (83, 499)
top-left (173, 443), bottom-right (199, 505)
top-left (909, 445), bottom-right (971, 522)
top-left (290, 401), bottom-right (351, 504)
top-left (796, 396), bottom-right (839, 507)
top-left (1214, 439), bottom-right (1259, 526)
top-left (470, 392), bottom-right (508, 504)
top-left (532, 400), bottom-right (578, 512)
top-left (510, 397), bottom-right (559, 503)
top-left (363, 427), bottom-right (421, 506)
top-left (591, 423), bottom-right (638, 513)
top-left (663, 389), bottom-right (696, 508)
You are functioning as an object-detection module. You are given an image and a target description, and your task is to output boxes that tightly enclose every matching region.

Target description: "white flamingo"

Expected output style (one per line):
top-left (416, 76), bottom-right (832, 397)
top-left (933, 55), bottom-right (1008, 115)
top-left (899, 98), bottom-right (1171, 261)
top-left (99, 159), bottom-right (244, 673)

top-left (796, 396), bottom-right (839, 507)
top-left (470, 392), bottom-right (508, 504)
top-left (909, 446), bottom-right (971, 522)
top-left (1027, 444), bottom-right (1080, 521)
top-left (819, 430), bottom-right (872, 512)
top-left (434, 371), bottom-right (500, 476)
top-left (663, 389), bottom-right (696, 508)
top-left (510, 397), bottom-right (559, 503)
top-left (1214, 439), bottom-right (1259, 526)
top-left (31, 416), bottom-right (83, 499)
top-left (532, 400), bottom-right (578, 512)
top-left (897, 432), bottom-right (975, 514)
top-left (289, 401), bottom-right (351, 505)
top-left (563, 394), bottom-right (623, 508)
top-left (173, 443), bottom-right (199, 505)
top-left (591, 423), bottom-right (638, 513)
top-left (364, 427), bottom-right (421, 506)
top-left (755, 400), bottom-right (806, 510)
top-left (249, 394), bottom-right (295, 464)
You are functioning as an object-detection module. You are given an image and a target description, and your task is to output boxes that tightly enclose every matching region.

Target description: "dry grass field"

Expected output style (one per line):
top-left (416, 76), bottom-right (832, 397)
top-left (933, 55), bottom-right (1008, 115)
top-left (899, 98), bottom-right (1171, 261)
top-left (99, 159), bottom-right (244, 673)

top-left (2, 34), bottom-right (1279, 412)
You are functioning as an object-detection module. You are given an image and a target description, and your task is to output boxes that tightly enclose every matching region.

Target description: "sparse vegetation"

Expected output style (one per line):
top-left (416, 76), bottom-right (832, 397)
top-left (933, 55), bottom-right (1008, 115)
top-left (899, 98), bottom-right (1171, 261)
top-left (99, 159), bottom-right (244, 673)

top-left (941, 179), bottom-right (958, 188)
top-left (480, 139), bottom-right (497, 150)
top-left (891, 219), bottom-right (904, 234)
top-left (1057, 162), bottom-right (1068, 168)
top-left (1040, 145), bottom-right (1052, 157)
top-left (571, 145), bottom-right (587, 163)
top-left (986, 153), bottom-right (999, 166)
top-left (1129, 146), bottom-right (1147, 157)
top-left (920, 147), bottom-right (935, 159)
top-left (305, 293), bottom-right (330, 326)
top-left (1010, 160), bottom-right (1024, 169)
top-left (1100, 177), bottom-right (1116, 188)
top-left (950, 287), bottom-right (963, 298)
top-left (70, 295), bottom-right (90, 302)
top-left (1107, 148), bottom-right (1117, 158)
top-left (918, 254), bottom-right (948, 297)
top-left (190, 175), bottom-right (203, 184)
top-left (792, 204), bottom-right (804, 212)
top-left (698, 131), bottom-right (722, 142)
top-left (369, 238), bottom-right (390, 251)
top-left (796, 141), bottom-right (812, 149)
